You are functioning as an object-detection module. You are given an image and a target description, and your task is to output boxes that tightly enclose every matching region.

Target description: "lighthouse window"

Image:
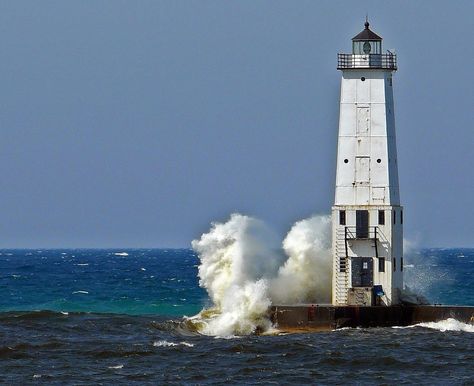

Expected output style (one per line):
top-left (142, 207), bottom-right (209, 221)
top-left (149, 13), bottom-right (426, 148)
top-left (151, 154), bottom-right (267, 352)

top-left (344, 159), bottom-right (349, 163)
top-left (378, 210), bottom-right (385, 225)
top-left (393, 210), bottom-right (396, 224)
top-left (379, 257), bottom-right (385, 272)
top-left (393, 258), bottom-right (396, 271)
top-left (361, 77), bottom-right (366, 81)
top-left (377, 158), bottom-right (381, 163)
top-left (401, 210), bottom-right (403, 224)
top-left (339, 210), bottom-right (346, 225)
top-left (401, 257), bottom-right (404, 271)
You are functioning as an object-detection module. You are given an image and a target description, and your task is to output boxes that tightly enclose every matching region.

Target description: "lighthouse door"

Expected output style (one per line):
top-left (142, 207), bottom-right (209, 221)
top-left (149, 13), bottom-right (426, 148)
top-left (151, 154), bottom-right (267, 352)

top-left (351, 257), bottom-right (374, 287)
top-left (355, 157), bottom-right (370, 183)
top-left (356, 210), bottom-right (369, 238)
top-left (356, 106), bottom-right (370, 135)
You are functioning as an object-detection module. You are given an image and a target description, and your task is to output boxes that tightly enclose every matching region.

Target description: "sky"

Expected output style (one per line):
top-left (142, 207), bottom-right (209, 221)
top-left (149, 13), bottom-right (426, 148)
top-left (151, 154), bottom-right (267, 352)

top-left (0, 0), bottom-right (472, 248)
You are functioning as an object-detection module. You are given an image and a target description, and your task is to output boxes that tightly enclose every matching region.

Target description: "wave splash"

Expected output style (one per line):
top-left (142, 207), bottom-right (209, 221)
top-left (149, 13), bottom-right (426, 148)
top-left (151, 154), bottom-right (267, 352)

top-left (415, 318), bottom-right (474, 333)
top-left (190, 213), bottom-right (332, 336)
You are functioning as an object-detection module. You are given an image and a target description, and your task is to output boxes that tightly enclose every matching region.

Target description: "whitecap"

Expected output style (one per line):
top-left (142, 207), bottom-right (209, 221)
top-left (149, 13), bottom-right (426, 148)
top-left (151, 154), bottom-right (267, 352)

top-left (153, 340), bottom-right (178, 347)
top-left (334, 326), bottom-right (362, 331)
top-left (76, 263), bottom-right (89, 266)
top-left (140, 268), bottom-right (146, 271)
top-left (33, 374), bottom-right (42, 379)
top-left (153, 340), bottom-right (194, 348)
top-left (213, 334), bottom-right (242, 340)
top-left (72, 290), bottom-right (89, 294)
top-left (416, 318), bottom-right (474, 333)
top-left (108, 365), bottom-right (124, 369)
top-left (114, 252), bottom-right (129, 256)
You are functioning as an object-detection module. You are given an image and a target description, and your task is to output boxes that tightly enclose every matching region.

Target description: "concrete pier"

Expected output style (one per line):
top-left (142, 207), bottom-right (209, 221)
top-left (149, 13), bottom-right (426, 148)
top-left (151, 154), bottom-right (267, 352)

top-left (270, 304), bottom-right (474, 332)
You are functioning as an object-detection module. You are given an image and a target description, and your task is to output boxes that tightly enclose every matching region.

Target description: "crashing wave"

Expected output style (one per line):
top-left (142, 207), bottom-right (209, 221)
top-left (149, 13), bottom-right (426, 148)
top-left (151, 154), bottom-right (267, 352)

top-left (189, 213), bottom-right (332, 336)
top-left (416, 318), bottom-right (474, 333)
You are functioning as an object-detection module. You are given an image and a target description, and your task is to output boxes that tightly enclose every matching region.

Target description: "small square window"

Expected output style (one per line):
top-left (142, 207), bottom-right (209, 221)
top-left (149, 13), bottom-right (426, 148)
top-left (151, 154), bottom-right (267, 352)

top-left (339, 210), bottom-right (346, 225)
top-left (378, 210), bottom-right (385, 225)
top-left (379, 257), bottom-right (385, 272)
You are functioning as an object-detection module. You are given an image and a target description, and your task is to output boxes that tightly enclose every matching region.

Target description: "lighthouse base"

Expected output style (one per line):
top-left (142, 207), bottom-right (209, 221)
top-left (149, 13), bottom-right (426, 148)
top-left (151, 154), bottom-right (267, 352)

top-left (270, 304), bottom-right (474, 332)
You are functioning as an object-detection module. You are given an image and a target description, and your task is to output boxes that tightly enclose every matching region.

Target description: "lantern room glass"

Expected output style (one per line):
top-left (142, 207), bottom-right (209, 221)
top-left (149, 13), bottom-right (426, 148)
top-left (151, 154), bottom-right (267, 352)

top-left (352, 40), bottom-right (381, 55)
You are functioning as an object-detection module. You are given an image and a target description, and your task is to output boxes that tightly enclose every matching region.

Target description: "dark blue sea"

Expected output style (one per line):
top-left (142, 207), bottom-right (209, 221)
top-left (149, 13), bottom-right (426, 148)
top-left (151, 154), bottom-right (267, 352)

top-left (0, 248), bottom-right (473, 384)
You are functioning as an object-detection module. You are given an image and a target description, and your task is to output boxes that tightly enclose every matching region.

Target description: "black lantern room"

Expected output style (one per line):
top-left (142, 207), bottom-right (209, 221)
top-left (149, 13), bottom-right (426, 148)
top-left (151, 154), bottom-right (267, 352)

top-left (352, 21), bottom-right (382, 55)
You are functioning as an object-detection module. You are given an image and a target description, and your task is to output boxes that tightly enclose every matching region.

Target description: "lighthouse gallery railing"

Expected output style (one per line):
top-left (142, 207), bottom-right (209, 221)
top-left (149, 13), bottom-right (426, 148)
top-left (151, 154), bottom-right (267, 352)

top-left (344, 226), bottom-right (386, 259)
top-left (337, 53), bottom-right (397, 70)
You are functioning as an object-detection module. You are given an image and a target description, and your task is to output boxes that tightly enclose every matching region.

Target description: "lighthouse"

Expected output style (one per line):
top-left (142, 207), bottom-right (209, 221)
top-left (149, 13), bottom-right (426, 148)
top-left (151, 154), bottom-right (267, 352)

top-left (331, 21), bottom-right (403, 306)
top-left (270, 21), bottom-right (474, 330)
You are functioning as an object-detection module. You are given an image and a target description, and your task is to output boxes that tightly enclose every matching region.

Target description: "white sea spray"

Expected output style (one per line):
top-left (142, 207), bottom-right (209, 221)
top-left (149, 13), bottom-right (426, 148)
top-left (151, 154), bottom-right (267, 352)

top-left (191, 214), bottom-right (283, 336)
top-left (416, 318), bottom-right (474, 333)
top-left (270, 215), bottom-right (332, 304)
top-left (403, 245), bottom-right (453, 302)
top-left (191, 213), bottom-right (332, 336)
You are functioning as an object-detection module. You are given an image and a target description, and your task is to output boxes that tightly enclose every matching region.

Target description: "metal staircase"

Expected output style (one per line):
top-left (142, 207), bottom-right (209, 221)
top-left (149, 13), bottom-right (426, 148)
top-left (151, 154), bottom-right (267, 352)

top-left (334, 226), bottom-right (386, 305)
top-left (345, 226), bottom-right (379, 258)
top-left (334, 228), bottom-right (349, 305)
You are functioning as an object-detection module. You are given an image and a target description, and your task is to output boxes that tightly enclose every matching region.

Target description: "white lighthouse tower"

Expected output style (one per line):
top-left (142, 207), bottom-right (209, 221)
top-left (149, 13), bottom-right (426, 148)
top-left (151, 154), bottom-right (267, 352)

top-left (332, 21), bottom-right (403, 306)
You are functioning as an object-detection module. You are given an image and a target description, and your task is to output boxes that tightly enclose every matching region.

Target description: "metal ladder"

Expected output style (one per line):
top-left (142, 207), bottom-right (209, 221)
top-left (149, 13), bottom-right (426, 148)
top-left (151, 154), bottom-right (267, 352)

top-left (334, 228), bottom-right (349, 305)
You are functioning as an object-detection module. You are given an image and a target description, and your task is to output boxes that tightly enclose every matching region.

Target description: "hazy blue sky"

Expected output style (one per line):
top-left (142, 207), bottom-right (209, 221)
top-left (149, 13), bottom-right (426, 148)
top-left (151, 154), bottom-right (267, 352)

top-left (0, 1), bottom-right (472, 248)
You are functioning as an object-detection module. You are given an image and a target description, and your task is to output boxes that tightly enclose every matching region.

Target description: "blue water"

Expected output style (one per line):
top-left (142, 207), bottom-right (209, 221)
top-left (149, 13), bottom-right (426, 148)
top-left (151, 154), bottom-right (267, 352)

top-left (1, 248), bottom-right (472, 315)
top-left (0, 249), bottom-right (207, 316)
top-left (0, 248), bottom-right (473, 384)
top-left (403, 248), bottom-right (474, 306)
